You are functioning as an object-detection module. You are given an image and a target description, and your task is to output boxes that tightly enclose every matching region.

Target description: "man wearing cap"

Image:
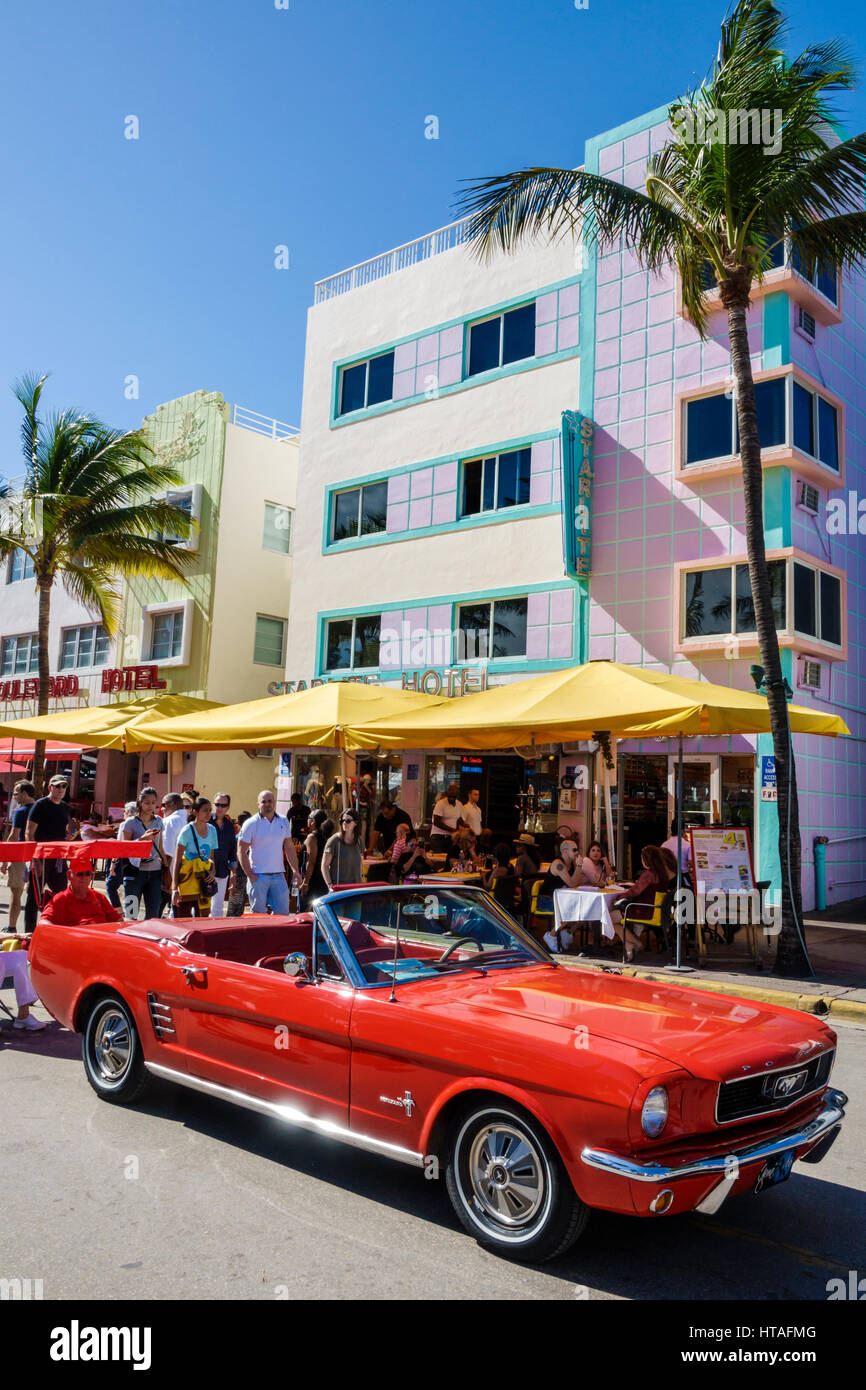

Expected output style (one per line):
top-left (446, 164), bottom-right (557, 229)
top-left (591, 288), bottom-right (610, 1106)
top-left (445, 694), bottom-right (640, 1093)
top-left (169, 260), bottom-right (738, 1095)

top-left (39, 858), bottom-right (123, 928)
top-left (23, 775), bottom-right (76, 931)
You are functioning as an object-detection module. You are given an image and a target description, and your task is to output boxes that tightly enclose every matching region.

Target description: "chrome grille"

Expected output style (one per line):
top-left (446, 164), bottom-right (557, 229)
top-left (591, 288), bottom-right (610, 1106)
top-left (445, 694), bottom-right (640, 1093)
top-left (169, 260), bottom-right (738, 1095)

top-left (148, 993), bottom-right (175, 1040)
top-left (716, 1049), bottom-right (834, 1124)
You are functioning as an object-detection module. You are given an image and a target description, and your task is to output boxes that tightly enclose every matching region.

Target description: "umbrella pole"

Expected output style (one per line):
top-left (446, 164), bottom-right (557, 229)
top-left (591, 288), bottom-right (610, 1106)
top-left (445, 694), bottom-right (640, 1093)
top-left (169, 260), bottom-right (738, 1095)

top-left (603, 741), bottom-right (615, 868)
top-left (666, 732), bottom-right (693, 973)
top-left (339, 742), bottom-right (348, 819)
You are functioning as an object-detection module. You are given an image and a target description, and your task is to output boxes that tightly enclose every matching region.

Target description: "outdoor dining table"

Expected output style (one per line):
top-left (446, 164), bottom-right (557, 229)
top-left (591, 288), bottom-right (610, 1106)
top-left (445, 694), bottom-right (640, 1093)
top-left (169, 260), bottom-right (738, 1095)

top-left (552, 885), bottom-right (628, 940)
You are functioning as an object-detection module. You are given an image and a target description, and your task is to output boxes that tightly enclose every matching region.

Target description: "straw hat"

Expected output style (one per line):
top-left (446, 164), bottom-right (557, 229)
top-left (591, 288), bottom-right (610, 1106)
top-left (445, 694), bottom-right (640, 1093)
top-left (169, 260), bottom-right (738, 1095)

top-left (515, 832), bottom-right (537, 845)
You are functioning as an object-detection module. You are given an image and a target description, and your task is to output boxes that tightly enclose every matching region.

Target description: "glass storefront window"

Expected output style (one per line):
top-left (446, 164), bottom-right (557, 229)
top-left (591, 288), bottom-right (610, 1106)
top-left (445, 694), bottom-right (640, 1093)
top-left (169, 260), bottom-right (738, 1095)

top-left (293, 753), bottom-right (346, 816)
top-left (721, 755), bottom-right (755, 830)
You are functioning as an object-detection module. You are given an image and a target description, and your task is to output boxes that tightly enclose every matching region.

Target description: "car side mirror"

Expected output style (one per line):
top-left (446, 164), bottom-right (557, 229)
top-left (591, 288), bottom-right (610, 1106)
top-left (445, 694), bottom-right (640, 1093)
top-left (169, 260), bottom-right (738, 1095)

top-left (283, 952), bottom-right (313, 981)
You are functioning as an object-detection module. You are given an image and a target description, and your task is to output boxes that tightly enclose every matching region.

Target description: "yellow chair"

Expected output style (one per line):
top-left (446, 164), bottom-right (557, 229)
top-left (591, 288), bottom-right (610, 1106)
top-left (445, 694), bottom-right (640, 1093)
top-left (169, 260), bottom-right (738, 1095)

top-left (621, 889), bottom-right (673, 956)
top-left (528, 878), bottom-right (555, 941)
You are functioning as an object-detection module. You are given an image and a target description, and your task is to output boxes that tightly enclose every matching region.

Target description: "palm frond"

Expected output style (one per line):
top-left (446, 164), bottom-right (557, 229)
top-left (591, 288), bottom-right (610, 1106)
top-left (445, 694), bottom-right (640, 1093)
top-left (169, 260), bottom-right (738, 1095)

top-left (456, 166), bottom-right (684, 267)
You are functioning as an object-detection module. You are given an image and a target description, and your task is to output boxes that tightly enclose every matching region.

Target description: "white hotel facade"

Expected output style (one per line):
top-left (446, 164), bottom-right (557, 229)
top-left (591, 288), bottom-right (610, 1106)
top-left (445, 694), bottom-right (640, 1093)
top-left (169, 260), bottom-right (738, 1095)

top-left (284, 228), bottom-right (592, 843)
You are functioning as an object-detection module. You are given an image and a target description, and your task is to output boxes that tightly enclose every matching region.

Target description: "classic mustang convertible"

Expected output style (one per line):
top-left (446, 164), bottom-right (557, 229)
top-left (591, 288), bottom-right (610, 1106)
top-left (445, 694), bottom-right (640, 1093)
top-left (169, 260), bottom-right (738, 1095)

top-left (29, 883), bottom-right (846, 1262)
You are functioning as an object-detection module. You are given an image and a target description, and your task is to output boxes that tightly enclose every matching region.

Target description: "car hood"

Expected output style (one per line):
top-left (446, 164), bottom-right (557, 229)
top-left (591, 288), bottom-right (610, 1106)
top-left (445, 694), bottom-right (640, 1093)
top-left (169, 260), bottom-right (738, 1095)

top-left (456, 965), bottom-right (834, 1078)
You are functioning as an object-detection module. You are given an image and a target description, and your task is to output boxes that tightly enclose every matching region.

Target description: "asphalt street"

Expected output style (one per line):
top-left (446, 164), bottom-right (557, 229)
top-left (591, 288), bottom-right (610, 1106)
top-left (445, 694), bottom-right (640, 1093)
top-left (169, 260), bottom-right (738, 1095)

top-left (3, 1014), bottom-right (864, 1301)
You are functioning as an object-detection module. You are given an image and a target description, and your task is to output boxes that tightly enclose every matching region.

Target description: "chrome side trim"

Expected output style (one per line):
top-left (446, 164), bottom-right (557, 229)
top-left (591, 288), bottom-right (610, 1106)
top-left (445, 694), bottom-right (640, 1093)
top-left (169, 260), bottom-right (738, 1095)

top-left (581, 1088), bottom-right (847, 1185)
top-left (143, 1061), bottom-right (426, 1168)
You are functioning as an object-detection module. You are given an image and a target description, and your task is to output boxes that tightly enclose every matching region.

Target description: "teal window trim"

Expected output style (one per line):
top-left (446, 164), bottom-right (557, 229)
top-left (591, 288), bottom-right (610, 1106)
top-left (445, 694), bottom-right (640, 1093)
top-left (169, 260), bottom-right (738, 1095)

top-left (321, 427), bottom-right (561, 553)
top-left (314, 578), bottom-right (587, 679)
top-left (329, 274), bottom-right (581, 428)
top-left (324, 503), bottom-right (561, 555)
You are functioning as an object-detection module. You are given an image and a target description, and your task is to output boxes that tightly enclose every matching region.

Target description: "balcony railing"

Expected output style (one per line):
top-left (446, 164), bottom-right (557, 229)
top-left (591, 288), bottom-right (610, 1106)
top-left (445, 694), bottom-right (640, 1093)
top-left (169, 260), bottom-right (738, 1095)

top-left (231, 405), bottom-right (299, 439)
top-left (314, 217), bottom-right (475, 303)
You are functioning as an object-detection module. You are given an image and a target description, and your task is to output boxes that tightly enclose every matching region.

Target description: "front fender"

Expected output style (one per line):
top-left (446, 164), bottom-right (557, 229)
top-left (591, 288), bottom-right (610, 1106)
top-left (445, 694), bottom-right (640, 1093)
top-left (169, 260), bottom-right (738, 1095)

top-left (420, 1074), bottom-right (620, 1205)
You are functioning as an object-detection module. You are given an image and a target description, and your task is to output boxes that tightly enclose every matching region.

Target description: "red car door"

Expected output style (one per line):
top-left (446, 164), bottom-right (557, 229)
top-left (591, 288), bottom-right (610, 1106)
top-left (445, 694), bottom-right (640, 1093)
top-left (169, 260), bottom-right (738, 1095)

top-left (173, 944), bottom-right (354, 1127)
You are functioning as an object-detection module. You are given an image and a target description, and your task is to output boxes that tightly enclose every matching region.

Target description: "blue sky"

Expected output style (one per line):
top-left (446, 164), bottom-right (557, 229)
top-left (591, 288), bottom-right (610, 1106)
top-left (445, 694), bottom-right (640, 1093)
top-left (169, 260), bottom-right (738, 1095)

top-left (1, 0), bottom-right (865, 456)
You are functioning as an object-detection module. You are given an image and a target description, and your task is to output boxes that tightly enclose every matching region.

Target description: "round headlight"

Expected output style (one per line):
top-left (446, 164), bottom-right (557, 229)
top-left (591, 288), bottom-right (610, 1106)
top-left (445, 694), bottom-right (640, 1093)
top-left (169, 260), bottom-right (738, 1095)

top-left (641, 1086), bottom-right (669, 1138)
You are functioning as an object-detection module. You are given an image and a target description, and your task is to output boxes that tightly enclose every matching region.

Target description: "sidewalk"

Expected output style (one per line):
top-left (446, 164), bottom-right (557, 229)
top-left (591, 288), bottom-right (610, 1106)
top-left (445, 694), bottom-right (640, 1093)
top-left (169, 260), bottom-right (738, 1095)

top-left (3, 879), bottom-right (865, 1021)
top-left (558, 913), bottom-right (866, 1021)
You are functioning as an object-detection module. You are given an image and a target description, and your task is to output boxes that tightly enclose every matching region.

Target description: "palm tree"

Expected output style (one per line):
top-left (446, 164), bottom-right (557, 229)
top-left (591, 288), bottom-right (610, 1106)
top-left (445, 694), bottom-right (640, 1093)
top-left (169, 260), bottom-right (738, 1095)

top-left (456, 0), bottom-right (866, 975)
top-left (0, 373), bottom-right (197, 793)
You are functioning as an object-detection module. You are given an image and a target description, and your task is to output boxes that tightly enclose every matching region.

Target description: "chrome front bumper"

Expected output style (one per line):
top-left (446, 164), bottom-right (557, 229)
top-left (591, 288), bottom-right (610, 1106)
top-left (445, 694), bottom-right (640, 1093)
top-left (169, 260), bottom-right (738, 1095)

top-left (581, 1087), bottom-right (847, 1215)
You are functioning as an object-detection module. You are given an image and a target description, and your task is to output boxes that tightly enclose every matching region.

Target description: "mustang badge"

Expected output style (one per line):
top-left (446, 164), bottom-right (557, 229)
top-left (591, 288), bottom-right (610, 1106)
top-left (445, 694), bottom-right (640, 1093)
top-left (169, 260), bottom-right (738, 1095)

top-left (379, 1091), bottom-right (415, 1117)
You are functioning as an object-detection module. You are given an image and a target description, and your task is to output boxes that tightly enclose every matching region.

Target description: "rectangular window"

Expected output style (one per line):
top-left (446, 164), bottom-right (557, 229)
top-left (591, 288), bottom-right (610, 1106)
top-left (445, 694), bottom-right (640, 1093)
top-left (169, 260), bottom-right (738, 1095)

top-left (7, 551), bottom-right (35, 583)
top-left (467, 303), bottom-right (535, 378)
top-left (262, 503), bottom-right (293, 554)
top-left (684, 376), bottom-right (839, 471)
top-left (683, 562), bottom-right (785, 639)
top-left (148, 611), bottom-right (184, 661)
top-left (791, 244), bottom-right (838, 305)
top-left (58, 624), bottom-right (109, 670)
top-left (338, 351), bottom-right (395, 416)
top-left (794, 563), bottom-right (842, 646)
top-left (331, 480), bottom-right (388, 541)
top-left (457, 597), bottom-right (528, 659)
top-left (324, 615), bottom-right (381, 671)
top-left (253, 615), bottom-right (287, 666)
top-left (0, 633), bottom-right (38, 676)
top-left (461, 448), bottom-right (532, 517)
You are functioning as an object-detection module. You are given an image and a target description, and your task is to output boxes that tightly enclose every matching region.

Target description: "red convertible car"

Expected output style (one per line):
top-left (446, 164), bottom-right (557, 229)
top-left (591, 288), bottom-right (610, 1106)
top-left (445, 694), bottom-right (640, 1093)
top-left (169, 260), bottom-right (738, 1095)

top-left (29, 882), bottom-right (847, 1262)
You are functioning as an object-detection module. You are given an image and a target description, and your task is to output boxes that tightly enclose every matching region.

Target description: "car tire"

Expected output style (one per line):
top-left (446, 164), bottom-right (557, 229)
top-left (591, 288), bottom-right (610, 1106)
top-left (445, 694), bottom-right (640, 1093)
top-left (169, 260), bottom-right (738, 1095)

top-left (82, 993), bottom-right (151, 1105)
top-left (445, 1100), bottom-right (588, 1262)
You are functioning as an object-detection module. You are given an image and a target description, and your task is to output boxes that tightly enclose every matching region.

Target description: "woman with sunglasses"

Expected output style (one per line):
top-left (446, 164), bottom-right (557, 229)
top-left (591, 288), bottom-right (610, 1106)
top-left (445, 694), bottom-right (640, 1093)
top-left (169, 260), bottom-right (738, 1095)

top-left (321, 808), bottom-right (363, 890)
top-left (209, 792), bottom-right (238, 918)
top-left (171, 797), bottom-right (218, 919)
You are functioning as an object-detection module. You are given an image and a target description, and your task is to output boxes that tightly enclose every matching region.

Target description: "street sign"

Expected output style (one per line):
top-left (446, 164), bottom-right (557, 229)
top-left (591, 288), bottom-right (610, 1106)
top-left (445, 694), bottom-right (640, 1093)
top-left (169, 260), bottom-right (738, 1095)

top-left (761, 755), bottom-right (777, 802)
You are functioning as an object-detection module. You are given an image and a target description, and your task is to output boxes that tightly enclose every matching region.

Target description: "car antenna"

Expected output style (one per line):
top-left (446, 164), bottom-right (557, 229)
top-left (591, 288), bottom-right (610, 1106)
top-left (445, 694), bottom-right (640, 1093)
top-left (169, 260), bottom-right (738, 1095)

top-left (389, 902), bottom-right (402, 1003)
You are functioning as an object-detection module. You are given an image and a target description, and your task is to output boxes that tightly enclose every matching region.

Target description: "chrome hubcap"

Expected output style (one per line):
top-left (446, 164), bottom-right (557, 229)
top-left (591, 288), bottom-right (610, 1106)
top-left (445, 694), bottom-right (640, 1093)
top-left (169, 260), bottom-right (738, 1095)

top-left (468, 1123), bottom-right (545, 1228)
top-left (93, 1010), bottom-right (131, 1082)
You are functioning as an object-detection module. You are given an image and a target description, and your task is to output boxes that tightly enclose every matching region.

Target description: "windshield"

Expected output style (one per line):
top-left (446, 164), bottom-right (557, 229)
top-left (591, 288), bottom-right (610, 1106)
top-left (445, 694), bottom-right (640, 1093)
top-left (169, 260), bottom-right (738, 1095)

top-left (321, 886), bottom-right (550, 986)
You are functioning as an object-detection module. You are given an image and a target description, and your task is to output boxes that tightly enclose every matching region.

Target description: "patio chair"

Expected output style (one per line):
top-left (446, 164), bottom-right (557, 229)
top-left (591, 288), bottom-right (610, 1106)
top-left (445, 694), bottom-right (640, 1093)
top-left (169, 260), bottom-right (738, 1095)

top-left (622, 889), bottom-right (674, 959)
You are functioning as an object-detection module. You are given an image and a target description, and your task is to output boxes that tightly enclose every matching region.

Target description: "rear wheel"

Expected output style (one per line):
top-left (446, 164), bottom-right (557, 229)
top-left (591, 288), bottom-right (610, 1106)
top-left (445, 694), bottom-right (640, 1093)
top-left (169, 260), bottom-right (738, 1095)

top-left (82, 993), bottom-right (151, 1105)
top-left (445, 1101), bottom-right (588, 1262)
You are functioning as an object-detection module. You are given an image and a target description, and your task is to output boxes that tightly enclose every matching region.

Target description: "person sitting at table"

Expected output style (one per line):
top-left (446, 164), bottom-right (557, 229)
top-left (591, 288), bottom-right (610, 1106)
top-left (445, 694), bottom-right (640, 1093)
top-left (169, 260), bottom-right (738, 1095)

top-left (513, 833), bottom-right (542, 879)
top-left (39, 858), bottom-right (124, 927)
top-left (394, 836), bottom-right (433, 882)
top-left (610, 844), bottom-right (671, 961)
top-left (445, 829), bottom-right (480, 869)
top-left (539, 840), bottom-right (583, 953)
top-left (387, 821), bottom-right (410, 871)
top-left (368, 799), bottom-right (413, 855)
top-left (579, 840), bottom-right (614, 887)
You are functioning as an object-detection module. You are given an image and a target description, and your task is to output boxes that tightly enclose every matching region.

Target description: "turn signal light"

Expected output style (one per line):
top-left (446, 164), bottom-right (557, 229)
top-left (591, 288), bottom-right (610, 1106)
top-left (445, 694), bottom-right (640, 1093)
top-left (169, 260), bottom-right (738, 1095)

top-left (649, 1189), bottom-right (675, 1214)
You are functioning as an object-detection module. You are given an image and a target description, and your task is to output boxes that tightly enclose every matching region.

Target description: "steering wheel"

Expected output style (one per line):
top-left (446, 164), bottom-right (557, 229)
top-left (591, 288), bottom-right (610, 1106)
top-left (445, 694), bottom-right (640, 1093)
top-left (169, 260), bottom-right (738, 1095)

top-left (438, 935), bottom-right (485, 962)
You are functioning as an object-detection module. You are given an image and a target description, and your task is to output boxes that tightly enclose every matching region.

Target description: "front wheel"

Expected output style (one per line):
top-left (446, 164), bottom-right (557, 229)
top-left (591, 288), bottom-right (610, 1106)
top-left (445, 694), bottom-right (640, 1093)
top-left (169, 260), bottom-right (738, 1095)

top-left (82, 993), bottom-right (151, 1105)
top-left (445, 1102), bottom-right (588, 1262)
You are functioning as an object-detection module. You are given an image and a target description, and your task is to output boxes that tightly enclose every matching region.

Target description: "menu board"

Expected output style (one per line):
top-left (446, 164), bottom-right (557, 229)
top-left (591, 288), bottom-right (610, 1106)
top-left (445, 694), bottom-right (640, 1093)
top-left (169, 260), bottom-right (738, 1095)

top-left (688, 826), bottom-right (756, 894)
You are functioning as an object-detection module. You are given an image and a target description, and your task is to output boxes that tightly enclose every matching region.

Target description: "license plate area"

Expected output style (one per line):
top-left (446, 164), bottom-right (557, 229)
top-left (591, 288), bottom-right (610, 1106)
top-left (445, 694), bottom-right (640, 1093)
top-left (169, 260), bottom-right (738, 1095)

top-left (753, 1149), bottom-right (795, 1193)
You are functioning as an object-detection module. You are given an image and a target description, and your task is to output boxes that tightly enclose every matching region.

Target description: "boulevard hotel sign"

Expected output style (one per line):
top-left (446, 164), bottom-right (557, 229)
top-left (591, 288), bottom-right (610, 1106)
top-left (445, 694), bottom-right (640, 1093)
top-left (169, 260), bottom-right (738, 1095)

top-left (0, 664), bottom-right (166, 705)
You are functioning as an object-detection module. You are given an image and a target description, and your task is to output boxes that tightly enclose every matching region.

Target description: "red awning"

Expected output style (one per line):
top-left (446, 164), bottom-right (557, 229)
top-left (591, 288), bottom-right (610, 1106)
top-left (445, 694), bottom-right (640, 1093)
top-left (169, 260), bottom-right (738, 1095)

top-left (0, 841), bottom-right (146, 862)
top-left (0, 738), bottom-right (86, 760)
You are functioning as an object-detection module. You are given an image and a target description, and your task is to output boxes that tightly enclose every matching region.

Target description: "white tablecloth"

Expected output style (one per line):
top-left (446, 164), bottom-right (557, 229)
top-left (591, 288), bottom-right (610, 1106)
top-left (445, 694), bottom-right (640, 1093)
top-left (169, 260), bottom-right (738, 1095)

top-left (553, 887), bottom-right (624, 940)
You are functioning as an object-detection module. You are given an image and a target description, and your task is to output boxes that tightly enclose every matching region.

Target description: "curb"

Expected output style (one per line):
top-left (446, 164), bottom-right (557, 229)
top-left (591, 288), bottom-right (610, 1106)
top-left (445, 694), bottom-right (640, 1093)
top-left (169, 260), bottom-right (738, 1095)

top-left (558, 956), bottom-right (866, 1021)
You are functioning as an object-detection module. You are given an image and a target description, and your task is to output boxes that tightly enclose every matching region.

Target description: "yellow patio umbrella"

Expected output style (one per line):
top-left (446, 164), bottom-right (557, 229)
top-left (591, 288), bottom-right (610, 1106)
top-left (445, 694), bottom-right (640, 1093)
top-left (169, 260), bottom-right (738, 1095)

top-left (357, 661), bottom-right (849, 747)
top-left (127, 681), bottom-right (448, 752)
top-left (0, 693), bottom-right (223, 752)
top-left (127, 681), bottom-right (449, 809)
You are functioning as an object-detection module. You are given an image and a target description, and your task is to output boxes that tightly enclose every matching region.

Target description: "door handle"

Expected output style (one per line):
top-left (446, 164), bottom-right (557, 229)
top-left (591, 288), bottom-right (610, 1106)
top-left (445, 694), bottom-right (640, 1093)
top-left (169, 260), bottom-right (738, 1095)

top-left (181, 965), bottom-right (207, 986)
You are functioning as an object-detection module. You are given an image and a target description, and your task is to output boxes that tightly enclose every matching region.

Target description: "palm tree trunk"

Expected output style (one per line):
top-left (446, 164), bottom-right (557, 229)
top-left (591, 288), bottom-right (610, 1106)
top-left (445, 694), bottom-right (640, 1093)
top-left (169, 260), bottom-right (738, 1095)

top-left (32, 579), bottom-right (51, 796)
top-left (726, 301), bottom-right (810, 977)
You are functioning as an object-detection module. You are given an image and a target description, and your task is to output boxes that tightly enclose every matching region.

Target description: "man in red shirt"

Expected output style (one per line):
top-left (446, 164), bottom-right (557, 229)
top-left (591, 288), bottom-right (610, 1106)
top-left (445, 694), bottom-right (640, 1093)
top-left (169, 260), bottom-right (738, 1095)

top-left (39, 860), bottom-right (123, 927)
